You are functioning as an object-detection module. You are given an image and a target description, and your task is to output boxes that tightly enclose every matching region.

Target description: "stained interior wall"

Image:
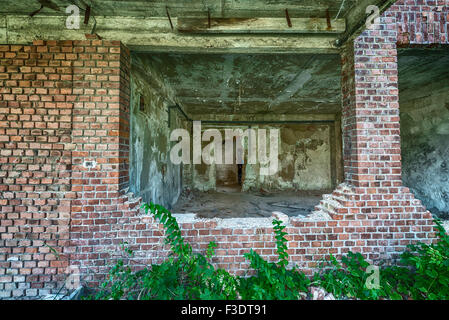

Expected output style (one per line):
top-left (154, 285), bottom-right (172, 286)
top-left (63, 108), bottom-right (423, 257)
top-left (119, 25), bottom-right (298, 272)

top-left (129, 53), bottom-right (187, 208)
top-left (399, 49), bottom-right (449, 218)
top-left (184, 123), bottom-right (335, 192)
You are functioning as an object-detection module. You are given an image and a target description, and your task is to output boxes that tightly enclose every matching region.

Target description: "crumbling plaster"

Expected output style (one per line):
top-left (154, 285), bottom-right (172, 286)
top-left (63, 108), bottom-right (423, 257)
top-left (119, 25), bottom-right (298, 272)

top-left (129, 53), bottom-right (188, 208)
top-left (399, 49), bottom-right (449, 218)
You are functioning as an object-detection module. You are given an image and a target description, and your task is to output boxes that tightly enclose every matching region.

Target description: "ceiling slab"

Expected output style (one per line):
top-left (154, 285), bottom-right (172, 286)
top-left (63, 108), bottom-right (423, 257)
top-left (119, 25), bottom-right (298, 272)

top-left (136, 52), bottom-right (342, 115)
top-left (1, 0), bottom-right (398, 49)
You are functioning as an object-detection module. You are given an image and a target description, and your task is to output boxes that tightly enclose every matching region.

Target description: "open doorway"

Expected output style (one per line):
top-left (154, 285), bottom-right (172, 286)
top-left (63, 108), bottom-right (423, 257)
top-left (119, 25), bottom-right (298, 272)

top-left (216, 137), bottom-right (243, 192)
top-left (216, 164), bottom-right (243, 191)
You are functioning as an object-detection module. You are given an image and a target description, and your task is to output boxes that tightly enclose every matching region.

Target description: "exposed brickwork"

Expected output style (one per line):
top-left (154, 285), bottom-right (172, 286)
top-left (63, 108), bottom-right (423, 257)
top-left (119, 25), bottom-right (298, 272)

top-left (316, 0), bottom-right (448, 216)
top-left (0, 41), bottom-right (75, 298)
top-left (0, 0), bottom-right (447, 298)
top-left (394, 0), bottom-right (449, 46)
top-left (0, 40), bottom-right (131, 298)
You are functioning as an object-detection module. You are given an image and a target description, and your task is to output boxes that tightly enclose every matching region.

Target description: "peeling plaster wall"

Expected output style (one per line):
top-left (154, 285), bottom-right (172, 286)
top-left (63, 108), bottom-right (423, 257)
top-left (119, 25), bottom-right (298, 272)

top-left (188, 123), bottom-right (333, 192)
top-left (401, 86), bottom-right (449, 217)
top-left (129, 54), bottom-right (187, 208)
top-left (245, 124), bottom-right (332, 191)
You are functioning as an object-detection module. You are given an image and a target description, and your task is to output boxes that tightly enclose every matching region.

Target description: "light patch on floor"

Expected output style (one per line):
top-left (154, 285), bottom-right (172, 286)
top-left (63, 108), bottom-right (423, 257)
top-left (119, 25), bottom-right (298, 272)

top-left (172, 186), bottom-right (329, 218)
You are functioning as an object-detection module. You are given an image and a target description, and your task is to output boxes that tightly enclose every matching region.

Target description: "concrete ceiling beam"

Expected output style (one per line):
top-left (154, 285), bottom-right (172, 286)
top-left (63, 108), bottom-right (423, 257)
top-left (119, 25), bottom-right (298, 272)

top-left (1, 0), bottom-right (357, 19)
top-left (2, 15), bottom-right (340, 53)
top-left (192, 113), bottom-right (337, 122)
top-left (177, 17), bottom-right (345, 34)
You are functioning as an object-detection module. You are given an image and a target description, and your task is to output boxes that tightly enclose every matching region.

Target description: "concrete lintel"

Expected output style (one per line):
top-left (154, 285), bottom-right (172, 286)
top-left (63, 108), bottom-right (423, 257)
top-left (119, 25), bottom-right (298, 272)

top-left (191, 113), bottom-right (337, 123)
top-left (170, 212), bottom-right (330, 229)
top-left (4, 15), bottom-right (339, 53)
top-left (177, 17), bottom-right (346, 34)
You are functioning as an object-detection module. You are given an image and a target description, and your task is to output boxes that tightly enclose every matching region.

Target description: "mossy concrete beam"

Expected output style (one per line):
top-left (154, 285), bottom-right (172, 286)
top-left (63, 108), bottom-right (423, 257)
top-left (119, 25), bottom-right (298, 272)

top-left (3, 15), bottom-right (339, 53)
top-left (191, 113), bottom-right (337, 122)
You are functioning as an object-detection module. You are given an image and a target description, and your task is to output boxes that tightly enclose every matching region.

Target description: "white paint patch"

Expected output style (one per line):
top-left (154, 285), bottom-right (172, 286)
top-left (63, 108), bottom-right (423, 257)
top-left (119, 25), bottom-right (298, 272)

top-left (7, 256), bottom-right (19, 262)
top-left (168, 210), bottom-right (330, 228)
top-left (82, 160), bottom-right (97, 169)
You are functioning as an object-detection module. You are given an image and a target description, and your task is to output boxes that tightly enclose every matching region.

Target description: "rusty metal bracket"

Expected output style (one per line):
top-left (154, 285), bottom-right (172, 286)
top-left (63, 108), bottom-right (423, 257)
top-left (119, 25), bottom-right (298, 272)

top-left (285, 9), bottom-right (292, 28)
top-left (166, 6), bottom-right (174, 31)
top-left (84, 5), bottom-right (91, 25)
top-left (29, 4), bottom-right (44, 17)
top-left (326, 9), bottom-right (332, 30)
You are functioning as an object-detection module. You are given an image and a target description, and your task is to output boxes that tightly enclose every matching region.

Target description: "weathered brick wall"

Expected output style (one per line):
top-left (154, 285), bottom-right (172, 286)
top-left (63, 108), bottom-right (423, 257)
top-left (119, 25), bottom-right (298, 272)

top-left (0, 40), bottom-right (132, 298)
top-left (68, 40), bottom-right (133, 289)
top-left (0, 41), bottom-right (75, 297)
top-left (394, 0), bottom-right (449, 46)
top-left (0, 0), bottom-right (447, 298)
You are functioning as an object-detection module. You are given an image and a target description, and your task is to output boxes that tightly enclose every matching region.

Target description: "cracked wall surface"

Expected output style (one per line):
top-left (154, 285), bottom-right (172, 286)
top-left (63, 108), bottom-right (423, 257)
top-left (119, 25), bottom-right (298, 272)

top-left (399, 49), bottom-right (449, 217)
top-left (181, 123), bottom-right (335, 192)
top-left (129, 54), bottom-right (189, 209)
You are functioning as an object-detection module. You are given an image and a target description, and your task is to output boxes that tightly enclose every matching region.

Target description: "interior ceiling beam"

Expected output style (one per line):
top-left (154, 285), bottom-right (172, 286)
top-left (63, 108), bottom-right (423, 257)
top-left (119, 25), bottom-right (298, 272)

top-left (2, 15), bottom-right (340, 53)
top-left (177, 17), bottom-right (346, 34)
top-left (1, 0), bottom-right (356, 19)
top-left (191, 113), bottom-right (337, 122)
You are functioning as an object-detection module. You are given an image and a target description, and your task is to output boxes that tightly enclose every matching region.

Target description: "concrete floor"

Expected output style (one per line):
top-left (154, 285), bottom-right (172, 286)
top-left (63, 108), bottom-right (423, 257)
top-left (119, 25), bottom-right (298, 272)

top-left (171, 187), bottom-right (329, 218)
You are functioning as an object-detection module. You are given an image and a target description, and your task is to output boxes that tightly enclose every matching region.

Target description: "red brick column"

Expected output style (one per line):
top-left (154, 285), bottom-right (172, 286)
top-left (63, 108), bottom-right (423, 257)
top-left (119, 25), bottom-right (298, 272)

top-left (70, 40), bottom-right (130, 199)
top-left (68, 40), bottom-right (133, 286)
top-left (341, 0), bottom-right (449, 190)
top-left (317, 1), bottom-right (446, 220)
top-left (0, 39), bottom-right (132, 298)
top-left (342, 18), bottom-right (402, 191)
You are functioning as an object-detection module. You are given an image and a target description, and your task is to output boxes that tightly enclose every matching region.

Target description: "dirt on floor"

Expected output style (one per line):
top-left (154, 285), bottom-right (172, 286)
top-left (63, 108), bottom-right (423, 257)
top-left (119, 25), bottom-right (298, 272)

top-left (171, 186), bottom-right (330, 219)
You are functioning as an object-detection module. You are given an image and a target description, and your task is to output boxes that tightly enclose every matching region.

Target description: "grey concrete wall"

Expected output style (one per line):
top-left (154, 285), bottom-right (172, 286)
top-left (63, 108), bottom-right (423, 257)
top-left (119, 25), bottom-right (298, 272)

top-left (129, 54), bottom-right (187, 209)
top-left (188, 123), bottom-right (334, 192)
top-left (401, 85), bottom-right (449, 217)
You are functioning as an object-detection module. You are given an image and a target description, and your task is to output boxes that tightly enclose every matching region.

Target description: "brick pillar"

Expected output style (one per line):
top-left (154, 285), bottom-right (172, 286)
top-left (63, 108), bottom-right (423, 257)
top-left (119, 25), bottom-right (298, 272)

top-left (315, 11), bottom-right (435, 229)
top-left (69, 40), bottom-right (131, 283)
top-left (118, 46), bottom-right (130, 191)
top-left (341, 16), bottom-right (401, 191)
top-left (71, 41), bottom-right (130, 200)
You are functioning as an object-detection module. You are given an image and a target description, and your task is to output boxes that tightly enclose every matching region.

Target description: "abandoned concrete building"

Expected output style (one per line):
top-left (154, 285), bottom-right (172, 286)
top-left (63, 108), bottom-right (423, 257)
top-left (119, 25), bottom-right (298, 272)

top-left (0, 0), bottom-right (448, 298)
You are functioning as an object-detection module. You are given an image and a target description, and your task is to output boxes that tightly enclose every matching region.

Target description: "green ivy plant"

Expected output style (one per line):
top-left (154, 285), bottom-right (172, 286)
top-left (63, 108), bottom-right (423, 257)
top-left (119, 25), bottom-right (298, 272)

top-left (314, 219), bottom-right (449, 300)
top-left (238, 219), bottom-right (310, 299)
top-left (90, 202), bottom-right (449, 301)
top-left (92, 202), bottom-right (238, 300)
top-left (396, 219), bottom-right (449, 299)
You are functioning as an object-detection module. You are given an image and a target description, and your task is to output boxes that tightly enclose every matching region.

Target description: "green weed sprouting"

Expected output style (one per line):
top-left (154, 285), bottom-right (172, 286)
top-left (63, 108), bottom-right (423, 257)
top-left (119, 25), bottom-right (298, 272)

top-left (90, 203), bottom-right (449, 300)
